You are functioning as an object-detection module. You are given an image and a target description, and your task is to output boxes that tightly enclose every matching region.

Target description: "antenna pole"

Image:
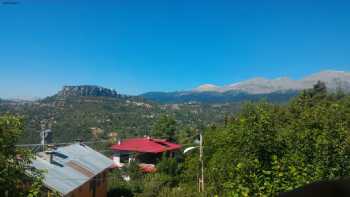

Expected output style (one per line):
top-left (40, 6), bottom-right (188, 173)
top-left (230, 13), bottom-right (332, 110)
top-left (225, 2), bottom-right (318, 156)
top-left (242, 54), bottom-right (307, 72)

top-left (41, 129), bottom-right (46, 152)
top-left (43, 130), bottom-right (45, 151)
top-left (199, 132), bottom-right (204, 192)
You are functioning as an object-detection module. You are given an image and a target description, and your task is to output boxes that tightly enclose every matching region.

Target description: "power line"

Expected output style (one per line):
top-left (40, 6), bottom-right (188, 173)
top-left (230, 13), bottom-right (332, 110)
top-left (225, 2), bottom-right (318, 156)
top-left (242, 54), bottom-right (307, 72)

top-left (15, 139), bottom-right (110, 147)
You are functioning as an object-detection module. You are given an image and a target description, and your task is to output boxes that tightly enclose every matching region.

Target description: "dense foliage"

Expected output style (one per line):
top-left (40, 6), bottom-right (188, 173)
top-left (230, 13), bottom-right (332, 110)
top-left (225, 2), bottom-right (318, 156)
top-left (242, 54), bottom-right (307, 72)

top-left (0, 115), bottom-right (43, 197)
top-left (179, 83), bottom-right (350, 196)
top-left (151, 115), bottom-right (177, 141)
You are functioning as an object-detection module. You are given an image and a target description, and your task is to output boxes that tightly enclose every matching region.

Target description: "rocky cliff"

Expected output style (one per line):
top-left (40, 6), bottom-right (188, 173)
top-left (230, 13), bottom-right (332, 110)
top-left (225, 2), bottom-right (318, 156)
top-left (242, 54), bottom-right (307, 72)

top-left (56, 85), bottom-right (120, 97)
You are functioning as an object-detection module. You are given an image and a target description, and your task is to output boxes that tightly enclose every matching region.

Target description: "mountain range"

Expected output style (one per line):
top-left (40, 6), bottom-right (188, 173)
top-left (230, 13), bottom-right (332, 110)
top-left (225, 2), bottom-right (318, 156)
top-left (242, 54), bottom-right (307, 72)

top-left (1, 70), bottom-right (350, 104)
top-left (141, 70), bottom-right (350, 103)
top-left (1, 70), bottom-right (349, 143)
top-left (0, 85), bottom-right (241, 144)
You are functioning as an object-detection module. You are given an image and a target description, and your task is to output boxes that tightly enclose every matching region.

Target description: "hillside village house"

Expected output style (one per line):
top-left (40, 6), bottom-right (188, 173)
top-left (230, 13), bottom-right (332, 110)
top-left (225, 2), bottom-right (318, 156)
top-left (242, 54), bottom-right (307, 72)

top-left (111, 136), bottom-right (181, 172)
top-left (31, 143), bottom-right (113, 197)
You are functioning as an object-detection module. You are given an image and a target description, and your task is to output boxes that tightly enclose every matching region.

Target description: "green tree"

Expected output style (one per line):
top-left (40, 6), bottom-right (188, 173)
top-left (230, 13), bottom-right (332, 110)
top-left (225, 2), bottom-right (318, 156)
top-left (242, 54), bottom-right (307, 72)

top-left (151, 115), bottom-right (177, 141)
top-left (176, 126), bottom-right (197, 145)
top-left (313, 80), bottom-right (327, 94)
top-left (182, 87), bottom-right (350, 196)
top-left (107, 170), bottom-right (134, 197)
top-left (0, 115), bottom-right (43, 197)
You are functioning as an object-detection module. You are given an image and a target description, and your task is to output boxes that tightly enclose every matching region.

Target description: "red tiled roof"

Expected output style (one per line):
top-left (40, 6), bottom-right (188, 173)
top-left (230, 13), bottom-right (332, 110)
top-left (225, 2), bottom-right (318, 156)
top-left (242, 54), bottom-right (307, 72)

top-left (110, 137), bottom-right (181, 153)
top-left (139, 163), bottom-right (157, 173)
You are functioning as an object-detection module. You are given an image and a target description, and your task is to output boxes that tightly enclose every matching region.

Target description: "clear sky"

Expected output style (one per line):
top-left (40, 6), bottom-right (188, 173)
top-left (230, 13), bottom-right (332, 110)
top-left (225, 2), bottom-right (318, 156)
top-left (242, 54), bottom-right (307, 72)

top-left (1, 0), bottom-right (350, 99)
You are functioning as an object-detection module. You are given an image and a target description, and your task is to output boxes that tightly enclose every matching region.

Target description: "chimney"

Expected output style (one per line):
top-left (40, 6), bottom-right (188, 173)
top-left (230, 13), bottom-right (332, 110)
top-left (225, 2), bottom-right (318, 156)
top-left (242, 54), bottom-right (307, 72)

top-left (49, 151), bottom-right (54, 163)
top-left (46, 145), bottom-right (56, 164)
top-left (75, 138), bottom-right (84, 146)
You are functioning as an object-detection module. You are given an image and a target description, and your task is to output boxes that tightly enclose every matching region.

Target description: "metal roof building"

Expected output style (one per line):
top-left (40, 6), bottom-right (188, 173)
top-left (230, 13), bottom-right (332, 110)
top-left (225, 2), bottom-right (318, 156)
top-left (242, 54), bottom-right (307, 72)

top-left (31, 143), bottom-right (113, 196)
top-left (110, 137), bottom-right (182, 173)
top-left (111, 137), bottom-right (182, 153)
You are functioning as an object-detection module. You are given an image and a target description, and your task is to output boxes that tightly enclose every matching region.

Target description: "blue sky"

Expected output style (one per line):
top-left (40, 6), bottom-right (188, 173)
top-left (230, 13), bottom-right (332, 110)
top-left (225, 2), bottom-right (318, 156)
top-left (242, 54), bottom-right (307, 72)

top-left (0, 0), bottom-right (350, 98)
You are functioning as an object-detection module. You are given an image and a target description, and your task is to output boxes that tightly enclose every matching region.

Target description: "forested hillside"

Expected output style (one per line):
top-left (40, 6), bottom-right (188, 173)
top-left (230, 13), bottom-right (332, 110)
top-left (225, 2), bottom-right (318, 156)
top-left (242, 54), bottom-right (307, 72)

top-left (141, 90), bottom-right (298, 104)
top-left (0, 86), bottom-right (241, 143)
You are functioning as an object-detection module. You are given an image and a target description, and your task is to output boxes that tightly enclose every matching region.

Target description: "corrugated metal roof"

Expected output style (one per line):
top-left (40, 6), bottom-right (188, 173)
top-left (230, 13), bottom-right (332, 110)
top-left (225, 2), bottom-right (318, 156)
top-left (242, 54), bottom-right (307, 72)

top-left (31, 143), bottom-right (113, 196)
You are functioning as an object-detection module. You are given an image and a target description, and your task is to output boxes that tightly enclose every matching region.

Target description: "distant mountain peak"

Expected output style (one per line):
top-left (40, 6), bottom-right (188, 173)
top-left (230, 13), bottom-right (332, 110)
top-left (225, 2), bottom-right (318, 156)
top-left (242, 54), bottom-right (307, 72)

top-left (305, 70), bottom-right (350, 80)
top-left (192, 70), bottom-right (350, 94)
top-left (56, 85), bottom-right (120, 98)
top-left (274, 77), bottom-right (290, 81)
top-left (141, 70), bottom-right (350, 104)
top-left (194, 84), bottom-right (221, 92)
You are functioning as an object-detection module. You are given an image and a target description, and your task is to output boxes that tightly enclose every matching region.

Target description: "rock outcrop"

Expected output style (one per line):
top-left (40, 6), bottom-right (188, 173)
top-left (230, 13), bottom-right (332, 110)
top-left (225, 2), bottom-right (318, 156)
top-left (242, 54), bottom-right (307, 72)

top-left (57, 85), bottom-right (119, 97)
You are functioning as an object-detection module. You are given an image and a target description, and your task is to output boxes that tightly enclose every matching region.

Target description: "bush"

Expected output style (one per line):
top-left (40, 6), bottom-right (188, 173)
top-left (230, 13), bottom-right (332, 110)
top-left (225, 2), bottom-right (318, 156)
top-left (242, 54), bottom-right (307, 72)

top-left (183, 88), bottom-right (350, 196)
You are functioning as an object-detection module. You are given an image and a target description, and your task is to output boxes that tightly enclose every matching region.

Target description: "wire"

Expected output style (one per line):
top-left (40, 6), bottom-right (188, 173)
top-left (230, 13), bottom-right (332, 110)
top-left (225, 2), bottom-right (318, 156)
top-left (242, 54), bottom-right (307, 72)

top-left (14, 139), bottom-right (110, 147)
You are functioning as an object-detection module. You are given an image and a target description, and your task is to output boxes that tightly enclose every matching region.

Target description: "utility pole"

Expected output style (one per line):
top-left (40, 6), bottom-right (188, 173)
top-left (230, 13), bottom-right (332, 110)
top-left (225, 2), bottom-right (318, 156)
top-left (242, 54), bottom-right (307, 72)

top-left (184, 128), bottom-right (204, 193)
top-left (40, 127), bottom-right (52, 152)
top-left (199, 132), bottom-right (204, 193)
